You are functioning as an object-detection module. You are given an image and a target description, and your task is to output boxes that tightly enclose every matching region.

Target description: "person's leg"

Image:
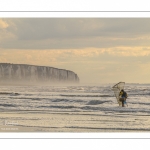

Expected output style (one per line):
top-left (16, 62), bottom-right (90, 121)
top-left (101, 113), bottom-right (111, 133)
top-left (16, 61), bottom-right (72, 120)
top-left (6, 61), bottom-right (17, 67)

top-left (122, 97), bottom-right (125, 107)
top-left (122, 100), bottom-right (124, 107)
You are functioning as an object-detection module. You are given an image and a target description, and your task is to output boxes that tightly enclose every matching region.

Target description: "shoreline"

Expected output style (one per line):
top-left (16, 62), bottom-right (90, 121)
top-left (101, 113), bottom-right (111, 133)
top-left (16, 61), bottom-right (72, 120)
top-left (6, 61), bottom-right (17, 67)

top-left (0, 110), bottom-right (150, 132)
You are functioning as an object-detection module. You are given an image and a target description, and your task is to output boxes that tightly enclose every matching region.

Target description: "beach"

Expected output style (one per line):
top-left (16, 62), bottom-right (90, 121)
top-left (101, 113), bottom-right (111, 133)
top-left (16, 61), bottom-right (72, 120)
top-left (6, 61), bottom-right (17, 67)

top-left (0, 84), bottom-right (150, 132)
top-left (0, 110), bottom-right (150, 132)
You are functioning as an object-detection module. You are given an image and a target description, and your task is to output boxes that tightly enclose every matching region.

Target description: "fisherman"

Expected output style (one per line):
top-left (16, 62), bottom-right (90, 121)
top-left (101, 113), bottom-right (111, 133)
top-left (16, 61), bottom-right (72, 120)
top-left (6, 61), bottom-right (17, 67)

top-left (119, 89), bottom-right (128, 107)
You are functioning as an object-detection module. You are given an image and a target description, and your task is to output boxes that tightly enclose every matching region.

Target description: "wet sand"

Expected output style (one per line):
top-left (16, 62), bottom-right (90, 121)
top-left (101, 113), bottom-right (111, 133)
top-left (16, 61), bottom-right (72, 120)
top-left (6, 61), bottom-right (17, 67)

top-left (0, 110), bottom-right (150, 132)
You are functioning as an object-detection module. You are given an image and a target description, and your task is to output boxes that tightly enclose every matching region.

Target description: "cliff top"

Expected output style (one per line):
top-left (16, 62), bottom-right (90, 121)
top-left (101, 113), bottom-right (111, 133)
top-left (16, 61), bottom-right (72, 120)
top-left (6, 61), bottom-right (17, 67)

top-left (0, 63), bottom-right (76, 74)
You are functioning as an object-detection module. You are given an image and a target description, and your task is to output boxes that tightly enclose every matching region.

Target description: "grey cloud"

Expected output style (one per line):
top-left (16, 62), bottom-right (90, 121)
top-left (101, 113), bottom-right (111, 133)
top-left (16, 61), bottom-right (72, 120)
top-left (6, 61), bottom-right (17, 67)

top-left (5, 18), bottom-right (150, 39)
top-left (2, 18), bottom-right (150, 49)
top-left (5, 18), bottom-right (100, 40)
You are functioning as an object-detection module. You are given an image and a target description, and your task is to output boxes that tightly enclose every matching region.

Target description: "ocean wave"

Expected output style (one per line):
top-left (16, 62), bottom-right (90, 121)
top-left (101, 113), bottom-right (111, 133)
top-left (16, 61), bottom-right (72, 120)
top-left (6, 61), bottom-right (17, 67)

top-left (0, 92), bottom-right (12, 95)
top-left (60, 94), bottom-right (112, 97)
top-left (0, 103), bottom-right (17, 107)
top-left (51, 99), bottom-right (84, 103)
top-left (51, 99), bottom-right (70, 102)
top-left (130, 102), bottom-right (150, 105)
top-left (81, 106), bottom-right (101, 110)
top-left (38, 105), bottom-right (102, 111)
top-left (0, 92), bottom-right (19, 96)
top-left (86, 100), bottom-right (111, 105)
top-left (39, 105), bottom-right (78, 109)
top-left (64, 126), bottom-right (150, 131)
top-left (37, 104), bottom-right (150, 113)
top-left (9, 97), bottom-right (49, 101)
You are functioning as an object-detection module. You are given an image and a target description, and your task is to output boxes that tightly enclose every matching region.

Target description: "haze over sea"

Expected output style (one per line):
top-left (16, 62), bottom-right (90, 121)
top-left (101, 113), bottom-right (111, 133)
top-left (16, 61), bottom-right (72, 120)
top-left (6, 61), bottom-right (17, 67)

top-left (0, 83), bottom-right (150, 132)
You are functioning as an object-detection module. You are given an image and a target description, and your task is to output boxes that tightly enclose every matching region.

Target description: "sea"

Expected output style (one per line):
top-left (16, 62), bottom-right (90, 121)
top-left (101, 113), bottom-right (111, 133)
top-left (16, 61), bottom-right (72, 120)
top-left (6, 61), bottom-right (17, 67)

top-left (0, 83), bottom-right (150, 132)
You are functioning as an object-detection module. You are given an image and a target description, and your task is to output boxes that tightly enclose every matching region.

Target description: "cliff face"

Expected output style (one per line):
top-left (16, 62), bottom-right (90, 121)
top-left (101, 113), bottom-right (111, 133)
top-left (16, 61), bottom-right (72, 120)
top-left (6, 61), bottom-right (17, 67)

top-left (0, 63), bottom-right (79, 84)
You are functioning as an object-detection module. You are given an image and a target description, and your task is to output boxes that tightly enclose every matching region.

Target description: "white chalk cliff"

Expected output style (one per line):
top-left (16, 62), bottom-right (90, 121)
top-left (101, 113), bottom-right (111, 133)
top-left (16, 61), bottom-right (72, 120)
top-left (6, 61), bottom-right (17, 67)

top-left (0, 63), bottom-right (79, 84)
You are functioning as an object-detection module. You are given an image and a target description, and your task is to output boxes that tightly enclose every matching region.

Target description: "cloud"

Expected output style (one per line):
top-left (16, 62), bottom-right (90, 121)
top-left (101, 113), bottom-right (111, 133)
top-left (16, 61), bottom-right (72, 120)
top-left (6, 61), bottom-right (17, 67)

top-left (1, 18), bottom-right (150, 83)
top-left (1, 18), bottom-right (150, 49)
top-left (106, 47), bottom-right (150, 56)
top-left (1, 47), bottom-right (150, 83)
top-left (1, 47), bottom-right (150, 68)
top-left (11, 18), bottom-right (150, 40)
top-left (0, 19), bottom-right (9, 28)
top-left (4, 19), bottom-right (104, 40)
top-left (0, 19), bottom-right (16, 44)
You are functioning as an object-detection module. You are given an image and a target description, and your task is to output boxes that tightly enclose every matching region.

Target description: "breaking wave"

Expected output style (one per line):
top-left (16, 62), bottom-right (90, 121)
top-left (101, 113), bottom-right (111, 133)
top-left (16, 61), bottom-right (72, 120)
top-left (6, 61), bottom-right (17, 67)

top-left (86, 100), bottom-right (111, 105)
top-left (60, 94), bottom-right (112, 97)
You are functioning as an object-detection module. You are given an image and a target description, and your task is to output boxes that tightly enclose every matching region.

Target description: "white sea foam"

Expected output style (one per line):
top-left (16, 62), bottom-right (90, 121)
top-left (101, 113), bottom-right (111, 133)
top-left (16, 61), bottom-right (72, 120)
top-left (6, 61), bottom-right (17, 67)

top-left (0, 84), bottom-right (150, 132)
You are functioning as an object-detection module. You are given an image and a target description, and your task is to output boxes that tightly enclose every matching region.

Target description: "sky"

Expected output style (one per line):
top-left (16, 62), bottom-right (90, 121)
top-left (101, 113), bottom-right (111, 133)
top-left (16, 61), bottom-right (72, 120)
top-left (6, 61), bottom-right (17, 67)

top-left (0, 18), bottom-right (150, 84)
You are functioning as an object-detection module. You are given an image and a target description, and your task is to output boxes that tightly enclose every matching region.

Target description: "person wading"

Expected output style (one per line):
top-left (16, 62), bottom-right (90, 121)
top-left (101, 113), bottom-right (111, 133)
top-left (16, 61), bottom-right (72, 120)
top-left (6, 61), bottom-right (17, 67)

top-left (119, 89), bottom-right (128, 107)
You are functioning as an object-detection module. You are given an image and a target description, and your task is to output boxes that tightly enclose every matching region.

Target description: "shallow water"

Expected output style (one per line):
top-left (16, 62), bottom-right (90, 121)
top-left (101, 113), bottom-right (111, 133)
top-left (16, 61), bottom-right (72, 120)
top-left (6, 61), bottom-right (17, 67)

top-left (0, 83), bottom-right (150, 132)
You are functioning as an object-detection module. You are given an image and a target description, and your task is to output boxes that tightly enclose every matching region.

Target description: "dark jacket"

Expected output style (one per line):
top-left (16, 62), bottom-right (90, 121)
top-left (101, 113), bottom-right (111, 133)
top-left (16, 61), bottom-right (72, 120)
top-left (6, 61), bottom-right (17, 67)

top-left (119, 90), bottom-right (128, 98)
